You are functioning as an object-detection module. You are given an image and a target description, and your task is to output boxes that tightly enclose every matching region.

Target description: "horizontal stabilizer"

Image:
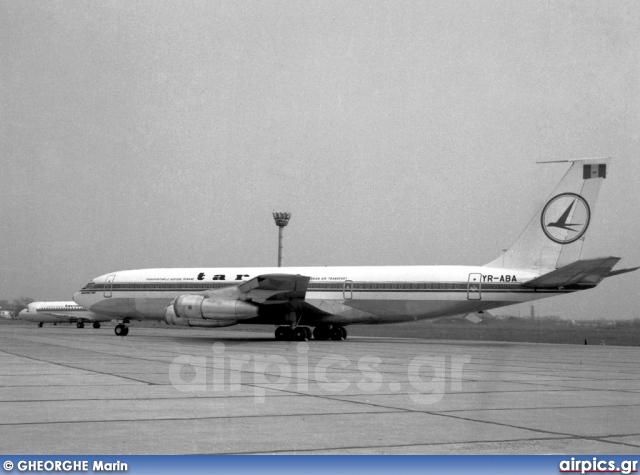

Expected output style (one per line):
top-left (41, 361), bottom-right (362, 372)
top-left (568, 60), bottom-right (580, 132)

top-left (606, 266), bottom-right (640, 278)
top-left (522, 257), bottom-right (620, 289)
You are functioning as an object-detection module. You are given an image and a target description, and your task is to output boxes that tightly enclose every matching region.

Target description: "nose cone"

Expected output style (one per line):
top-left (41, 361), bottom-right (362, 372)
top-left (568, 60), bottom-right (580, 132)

top-left (73, 291), bottom-right (88, 308)
top-left (17, 309), bottom-right (27, 319)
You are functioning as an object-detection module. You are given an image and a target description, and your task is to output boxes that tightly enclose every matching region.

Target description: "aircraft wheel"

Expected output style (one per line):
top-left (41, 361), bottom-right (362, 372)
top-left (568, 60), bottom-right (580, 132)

top-left (330, 326), bottom-right (345, 341)
top-left (122, 327), bottom-right (129, 336)
top-left (340, 326), bottom-right (347, 340)
top-left (303, 327), bottom-right (312, 340)
top-left (313, 326), bottom-right (330, 340)
top-left (115, 324), bottom-right (125, 336)
top-left (93, 322), bottom-right (100, 329)
top-left (275, 326), bottom-right (290, 341)
top-left (38, 322), bottom-right (43, 328)
top-left (293, 327), bottom-right (308, 341)
top-left (77, 322), bottom-right (84, 329)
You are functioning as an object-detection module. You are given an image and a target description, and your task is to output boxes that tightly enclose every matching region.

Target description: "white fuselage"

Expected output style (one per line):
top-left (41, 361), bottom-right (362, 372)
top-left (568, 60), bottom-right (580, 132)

top-left (73, 265), bottom-right (576, 326)
top-left (18, 301), bottom-right (111, 325)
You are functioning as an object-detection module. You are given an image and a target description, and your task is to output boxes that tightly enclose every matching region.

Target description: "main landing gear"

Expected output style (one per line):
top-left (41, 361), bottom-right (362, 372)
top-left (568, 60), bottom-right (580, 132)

top-left (114, 324), bottom-right (129, 336)
top-left (313, 325), bottom-right (347, 341)
top-left (38, 322), bottom-right (43, 328)
top-left (274, 324), bottom-right (347, 341)
top-left (75, 322), bottom-right (100, 329)
top-left (275, 326), bottom-right (311, 341)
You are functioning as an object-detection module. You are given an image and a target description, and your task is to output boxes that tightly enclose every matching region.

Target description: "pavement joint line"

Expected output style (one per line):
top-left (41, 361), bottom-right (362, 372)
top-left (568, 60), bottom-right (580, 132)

top-left (436, 403), bottom-right (640, 413)
top-left (3, 342), bottom-right (639, 395)
top-left (0, 347), bottom-right (154, 386)
top-left (499, 379), bottom-right (640, 394)
top-left (4, 344), bottom-right (638, 391)
top-left (224, 435), bottom-right (607, 455)
top-left (5, 332), bottom-right (640, 373)
top-left (0, 387), bottom-right (610, 403)
top-left (3, 337), bottom-right (639, 385)
top-left (5, 362), bottom-right (637, 389)
top-left (253, 383), bottom-right (640, 450)
top-left (2, 362), bottom-right (638, 396)
top-left (3, 397), bottom-right (638, 415)
top-left (0, 409), bottom-right (405, 426)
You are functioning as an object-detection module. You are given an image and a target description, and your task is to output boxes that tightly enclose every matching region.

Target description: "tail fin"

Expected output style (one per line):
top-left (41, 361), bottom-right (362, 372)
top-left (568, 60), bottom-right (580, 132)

top-left (485, 158), bottom-right (610, 273)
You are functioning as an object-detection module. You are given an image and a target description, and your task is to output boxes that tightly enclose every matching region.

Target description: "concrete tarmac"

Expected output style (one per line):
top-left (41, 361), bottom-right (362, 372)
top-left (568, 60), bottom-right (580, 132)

top-left (1, 324), bottom-right (639, 454)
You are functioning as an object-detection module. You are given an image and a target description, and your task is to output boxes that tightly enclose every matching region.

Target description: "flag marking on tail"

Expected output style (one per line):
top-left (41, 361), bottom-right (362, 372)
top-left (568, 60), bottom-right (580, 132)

top-left (583, 163), bottom-right (606, 179)
top-left (541, 192), bottom-right (591, 244)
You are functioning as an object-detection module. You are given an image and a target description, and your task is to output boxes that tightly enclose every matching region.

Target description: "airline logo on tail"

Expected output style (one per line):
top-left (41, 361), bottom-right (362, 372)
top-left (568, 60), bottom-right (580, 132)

top-left (541, 192), bottom-right (591, 244)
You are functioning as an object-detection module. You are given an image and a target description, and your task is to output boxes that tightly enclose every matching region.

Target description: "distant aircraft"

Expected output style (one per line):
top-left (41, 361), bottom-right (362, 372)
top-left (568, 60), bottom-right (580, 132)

top-left (0, 310), bottom-right (14, 319)
top-left (18, 301), bottom-right (111, 328)
top-left (74, 158), bottom-right (637, 340)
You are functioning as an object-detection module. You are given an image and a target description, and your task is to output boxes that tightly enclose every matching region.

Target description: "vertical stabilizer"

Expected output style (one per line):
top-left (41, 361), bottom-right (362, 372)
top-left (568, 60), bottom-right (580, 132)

top-left (485, 158), bottom-right (610, 273)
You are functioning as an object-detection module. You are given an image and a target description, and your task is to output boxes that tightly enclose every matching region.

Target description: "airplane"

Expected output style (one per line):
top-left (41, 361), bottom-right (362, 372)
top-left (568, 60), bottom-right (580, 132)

top-left (18, 301), bottom-right (112, 329)
top-left (73, 158), bottom-right (638, 340)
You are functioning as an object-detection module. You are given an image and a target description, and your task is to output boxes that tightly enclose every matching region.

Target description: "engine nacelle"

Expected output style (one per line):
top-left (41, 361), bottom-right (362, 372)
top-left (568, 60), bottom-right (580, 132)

top-left (172, 295), bottom-right (259, 321)
top-left (163, 303), bottom-right (239, 328)
top-left (163, 304), bottom-right (189, 326)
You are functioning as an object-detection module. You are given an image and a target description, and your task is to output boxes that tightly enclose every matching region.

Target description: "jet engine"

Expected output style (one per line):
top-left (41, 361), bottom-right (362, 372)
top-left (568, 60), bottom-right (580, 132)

top-left (174, 295), bottom-right (258, 320)
top-left (163, 301), bottom-right (243, 327)
top-left (163, 294), bottom-right (259, 327)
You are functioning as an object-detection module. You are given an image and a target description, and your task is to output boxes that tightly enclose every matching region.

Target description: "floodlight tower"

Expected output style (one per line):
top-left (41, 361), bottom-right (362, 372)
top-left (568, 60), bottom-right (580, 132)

top-left (272, 212), bottom-right (291, 267)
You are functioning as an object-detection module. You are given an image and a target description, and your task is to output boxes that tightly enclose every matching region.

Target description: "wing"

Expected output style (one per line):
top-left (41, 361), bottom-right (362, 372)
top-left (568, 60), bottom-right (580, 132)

top-left (168, 274), bottom-right (311, 324)
top-left (236, 273), bottom-right (310, 304)
top-left (47, 312), bottom-right (101, 322)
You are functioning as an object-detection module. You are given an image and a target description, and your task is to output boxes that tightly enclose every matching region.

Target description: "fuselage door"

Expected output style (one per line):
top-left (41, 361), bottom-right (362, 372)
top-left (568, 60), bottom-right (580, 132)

top-left (467, 273), bottom-right (482, 300)
top-left (343, 280), bottom-right (353, 300)
top-left (104, 274), bottom-right (116, 298)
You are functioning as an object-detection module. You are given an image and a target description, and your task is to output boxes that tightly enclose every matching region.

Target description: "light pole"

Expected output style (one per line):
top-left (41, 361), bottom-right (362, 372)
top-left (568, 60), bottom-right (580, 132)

top-left (272, 212), bottom-right (291, 267)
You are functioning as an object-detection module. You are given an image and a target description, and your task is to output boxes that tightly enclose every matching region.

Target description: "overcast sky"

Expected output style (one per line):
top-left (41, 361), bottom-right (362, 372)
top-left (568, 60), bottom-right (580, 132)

top-left (1, 1), bottom-right (638, 320)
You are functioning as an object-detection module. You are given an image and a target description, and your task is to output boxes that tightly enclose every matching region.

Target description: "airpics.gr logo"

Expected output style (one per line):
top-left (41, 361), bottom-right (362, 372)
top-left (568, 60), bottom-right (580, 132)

top-left (541, 192), bottom-right (591, 244)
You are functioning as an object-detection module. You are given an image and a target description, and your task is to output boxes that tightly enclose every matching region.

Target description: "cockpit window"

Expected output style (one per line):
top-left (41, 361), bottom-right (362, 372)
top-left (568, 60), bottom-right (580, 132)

top-left (86, 282), bottom-right (95, 289)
